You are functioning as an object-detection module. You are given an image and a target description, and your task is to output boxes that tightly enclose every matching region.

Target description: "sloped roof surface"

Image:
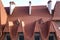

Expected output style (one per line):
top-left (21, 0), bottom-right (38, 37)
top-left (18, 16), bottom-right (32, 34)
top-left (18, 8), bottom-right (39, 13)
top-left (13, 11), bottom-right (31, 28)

top-left (7, 6), bottom-right (52, 21)
top-left (0, 0), bottom-right (7, 25)
top-left (4, 6), bottom-right (52, 32)
top-left (53, 1), bottom-right (60, 20)
top-left (7, 6), bottom-right (51, 17)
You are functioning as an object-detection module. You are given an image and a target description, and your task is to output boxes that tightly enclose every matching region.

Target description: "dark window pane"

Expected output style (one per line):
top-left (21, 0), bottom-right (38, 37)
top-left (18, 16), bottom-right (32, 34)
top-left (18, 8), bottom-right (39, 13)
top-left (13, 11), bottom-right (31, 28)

top-left (49, 36), bottom-right (54, 40)
top-left (6, 35), bottom-right (11, 40)
top-left (35, 36), bottom-right (40, 40)
top-left (49, 32), bottom-right (57, 40)
top-left (4, 32), bottom-right (11, 40)
top-left (34, 32), bottom-right (40, 40)
top-left (19, 36), bottom-right (24, 40)
top-left (19, 32), bottom-right (24, 40)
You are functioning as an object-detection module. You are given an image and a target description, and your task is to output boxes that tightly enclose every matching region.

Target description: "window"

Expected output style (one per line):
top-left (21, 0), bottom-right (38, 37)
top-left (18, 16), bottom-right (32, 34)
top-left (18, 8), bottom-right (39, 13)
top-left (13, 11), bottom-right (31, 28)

top-left (18, 32), bottom-right (24, 40)
top-left (34, 32), bottom-right (41, 40)
top-left (49, 32), bottom-right (57, 40)
top-left (18, 32), bottom-right (41, 40)
top-left (4, 32), bottom-right (11, 40)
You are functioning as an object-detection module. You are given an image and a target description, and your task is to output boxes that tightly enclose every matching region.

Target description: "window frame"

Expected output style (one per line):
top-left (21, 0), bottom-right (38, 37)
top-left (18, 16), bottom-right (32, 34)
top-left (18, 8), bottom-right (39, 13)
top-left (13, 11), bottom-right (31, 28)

top-left (4, 32), bottom-right (11, 40)
top-left (49, 32), bottom-right (57, 40)
top-left (18, 32), bottom-right (24, 40)
top-left (34, 32), bottom-right (41, 40)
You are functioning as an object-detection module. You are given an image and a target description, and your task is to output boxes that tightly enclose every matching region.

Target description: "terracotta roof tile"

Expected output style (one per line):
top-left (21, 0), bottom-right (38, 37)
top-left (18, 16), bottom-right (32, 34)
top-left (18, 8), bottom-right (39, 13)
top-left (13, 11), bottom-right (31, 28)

top-left (5, 6), bottom-right (51, 17)
top-left (36, 19), bottom-right (51, 40)
top-left (49, 21), bottom-right (55, 32)
top-left (51, 21), bottom-right (60, 39)
top-left (7, 6), bottom-right (52, 21)
top-left (4, 6), bottom-right (52, 32)
top-left (0, 0), bottom-right (7, 25)
top-left (23, 22), bottom-right (35, 38)
top-left (5, 7), bottom-right (10, 15)
top-left (40, 22), bottom-right (50, 38)
top-left (53, 1), bottom-right (60, 20)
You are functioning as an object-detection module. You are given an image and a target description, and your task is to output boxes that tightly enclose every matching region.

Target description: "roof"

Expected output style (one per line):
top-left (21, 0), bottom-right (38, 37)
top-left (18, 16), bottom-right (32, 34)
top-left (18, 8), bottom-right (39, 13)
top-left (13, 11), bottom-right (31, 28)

top-left (4, 6), bottom-right (52, 32)
top-left (5, 6), bottom-right (51, 16)
top-left (4, 6), bottom-right (52, 23)
top-left (5, 7), bottom-right (10, 15)
top-left (51, 21), bottom-right (60, 39)
top-left (0, 0), bottom-right (7, 25)
top-left (35, 19), bottom-right (51, 39)
top-left (5, 6), bottom-right (52, 20)
top-left (53, 1), bottom-right (60, 20)
top-left (49, 21), bottom-right (55, 32)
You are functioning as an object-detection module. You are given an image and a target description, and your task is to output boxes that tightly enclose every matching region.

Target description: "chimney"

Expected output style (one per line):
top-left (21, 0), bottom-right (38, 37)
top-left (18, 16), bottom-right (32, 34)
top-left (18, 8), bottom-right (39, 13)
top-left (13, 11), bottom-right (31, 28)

top-left (29, 1), bottom-right (31, 15)
top-left (48, 0), bottom-right (52, 14)
top-left (9, 1), bottom-right (15, 15)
